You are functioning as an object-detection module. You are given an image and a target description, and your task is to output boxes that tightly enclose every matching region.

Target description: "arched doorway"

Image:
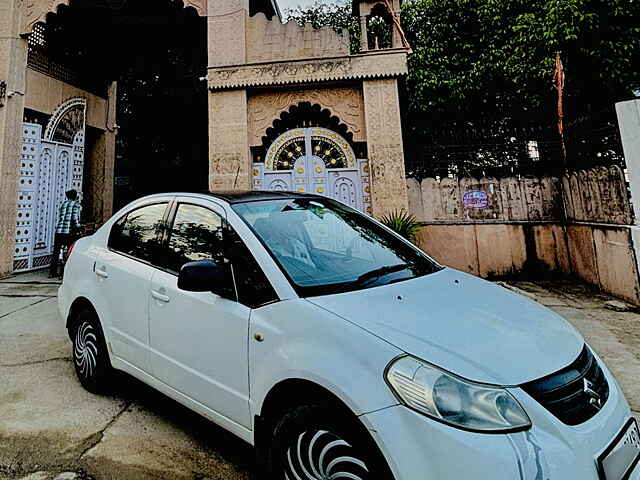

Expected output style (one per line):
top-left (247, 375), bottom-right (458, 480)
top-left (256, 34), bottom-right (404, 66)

top-left (14, 98), bottom-right (87, 272)
top-left (253, 127), bottom-right (372, 213)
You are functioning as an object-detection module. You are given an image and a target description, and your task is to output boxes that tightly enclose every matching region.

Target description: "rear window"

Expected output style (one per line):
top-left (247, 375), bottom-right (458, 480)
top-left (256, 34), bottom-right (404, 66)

top-left (108, 203), bottom-right (168, 264)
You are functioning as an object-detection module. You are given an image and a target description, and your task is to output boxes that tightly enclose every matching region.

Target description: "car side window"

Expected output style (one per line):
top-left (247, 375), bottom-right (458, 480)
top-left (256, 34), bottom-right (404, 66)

top-left (164, 203), bottom-right (225, 274)
top-left (227, 228), bottom-right (279, 309)
top-left (108, 203), bottom-right (168, 264)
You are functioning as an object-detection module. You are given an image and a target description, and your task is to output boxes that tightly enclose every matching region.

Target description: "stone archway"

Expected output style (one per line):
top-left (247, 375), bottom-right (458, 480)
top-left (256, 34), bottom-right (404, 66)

top-left (20, 0), bottom-right (209, 36)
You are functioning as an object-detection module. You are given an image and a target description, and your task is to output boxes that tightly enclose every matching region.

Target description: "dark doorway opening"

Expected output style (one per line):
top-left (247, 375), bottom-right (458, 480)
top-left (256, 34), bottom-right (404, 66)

top-left (31, 0), bottom-right (209, 211)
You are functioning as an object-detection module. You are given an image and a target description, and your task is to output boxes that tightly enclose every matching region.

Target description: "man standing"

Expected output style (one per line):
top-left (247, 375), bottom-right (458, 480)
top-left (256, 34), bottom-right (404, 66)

top-left (49, 189), bottom-right (81, 278)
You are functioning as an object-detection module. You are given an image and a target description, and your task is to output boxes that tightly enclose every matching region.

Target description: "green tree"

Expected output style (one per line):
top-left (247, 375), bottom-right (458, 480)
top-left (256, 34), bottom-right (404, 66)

top-left (401, 0), bottom-right (640, 121)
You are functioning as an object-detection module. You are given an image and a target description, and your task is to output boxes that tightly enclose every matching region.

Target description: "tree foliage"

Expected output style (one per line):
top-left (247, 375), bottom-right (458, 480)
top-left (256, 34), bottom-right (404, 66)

top-left (402, 0), bottom-right (640, 123)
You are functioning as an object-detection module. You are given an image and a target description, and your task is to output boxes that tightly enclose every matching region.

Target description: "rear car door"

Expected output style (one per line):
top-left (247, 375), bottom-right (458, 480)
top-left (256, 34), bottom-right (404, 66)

top-left (148, 199), bottom-right (270, 428)
top-left (95, 199), bottom-right (170, 373)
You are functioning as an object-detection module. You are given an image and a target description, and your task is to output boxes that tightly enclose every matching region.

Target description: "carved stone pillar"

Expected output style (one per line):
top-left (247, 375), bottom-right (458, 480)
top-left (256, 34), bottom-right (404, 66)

top-left (391, 12), bottom-right (402, 49)
top-left (363, 78), bottom-right (408, 217)
top-left (85, 82), bottom-right (117, 225)
top-left (208, 0), bottom-right (249, 67)
top-left (207, 0), bottom-right (251, 192)
top-left (102, 81), bottom-right (117, 221)
top-left (208, 89), bottom-right (251, 191)
top-left (0, 0), bottom-right (28, 276)
top-left (360, 16), bottom-right (369, 52)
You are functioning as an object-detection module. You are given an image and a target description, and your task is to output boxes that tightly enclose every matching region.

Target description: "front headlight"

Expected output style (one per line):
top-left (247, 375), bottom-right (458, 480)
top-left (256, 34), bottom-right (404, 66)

top-left (386, 356), bottom-right (531, 432)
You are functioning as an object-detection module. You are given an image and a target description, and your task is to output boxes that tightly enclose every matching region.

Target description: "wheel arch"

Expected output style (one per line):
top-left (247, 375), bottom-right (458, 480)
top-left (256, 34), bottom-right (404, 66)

top-left (66, 296), bottom-right (98, 336)
top-left (258, 378), bottom-right (355, 423)
top-left (254, 378), bottom-right (362, 456)
top-left (254, 377), bottom-right (396, 479)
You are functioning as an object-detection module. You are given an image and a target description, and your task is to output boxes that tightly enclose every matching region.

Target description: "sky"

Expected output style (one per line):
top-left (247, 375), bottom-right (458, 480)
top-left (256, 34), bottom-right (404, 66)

top-left (278, 0), bottom-right (323, 12)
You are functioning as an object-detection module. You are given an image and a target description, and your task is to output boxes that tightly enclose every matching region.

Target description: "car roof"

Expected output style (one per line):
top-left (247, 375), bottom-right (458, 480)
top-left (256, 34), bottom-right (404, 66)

top-left (206, 190), bottom-right (328, 204)
top-left (149, 190), bottom-right (328, 205)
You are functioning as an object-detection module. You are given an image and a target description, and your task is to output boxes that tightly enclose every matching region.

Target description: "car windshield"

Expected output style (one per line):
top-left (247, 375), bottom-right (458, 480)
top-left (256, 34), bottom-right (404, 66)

top-left (232, 198), bottom-right (442, 297)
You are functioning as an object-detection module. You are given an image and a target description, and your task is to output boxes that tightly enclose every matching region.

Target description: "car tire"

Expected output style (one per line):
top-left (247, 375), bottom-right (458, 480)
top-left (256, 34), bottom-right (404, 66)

top-left (71, 308), bottom-right (114, 394)
top-left (266, 403), bottom-right (394, 480)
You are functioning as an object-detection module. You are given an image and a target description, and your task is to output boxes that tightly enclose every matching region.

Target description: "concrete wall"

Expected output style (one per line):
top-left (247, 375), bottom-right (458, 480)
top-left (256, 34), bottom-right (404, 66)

top-left (418, 222), bottom-right (640, 305)
top-left (24, 69), bottom-right (108, 130)
top-left (418, 223), bottom-right (569, 278)
top-left (410, 164), bottom-right (640, 305)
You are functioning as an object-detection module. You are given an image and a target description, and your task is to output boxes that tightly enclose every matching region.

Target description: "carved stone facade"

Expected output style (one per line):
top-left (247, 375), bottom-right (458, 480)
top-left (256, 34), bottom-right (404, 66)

top-left (248, 87), bottom-right (366, 145)
top-left (246, 13), bottom-right (349, 64)
top-left (209, 90), bottom-right (252, 191)
top-left (208, 0), bottom-right (247, 68)
top-left (363, 78), bottom-right (409, 215)
top-left (208, 49), bottom-right (408, 90)
top-left (208, 0), bottom-right (410, 218)
top-left (0, 0), bottom-right (409, 275)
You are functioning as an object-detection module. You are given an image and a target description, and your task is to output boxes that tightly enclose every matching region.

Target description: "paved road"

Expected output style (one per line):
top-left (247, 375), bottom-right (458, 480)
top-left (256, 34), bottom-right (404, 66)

top-left (0, 272), bottom-right (252, 480)
top-left (1, 272), bottom-right (639, 479)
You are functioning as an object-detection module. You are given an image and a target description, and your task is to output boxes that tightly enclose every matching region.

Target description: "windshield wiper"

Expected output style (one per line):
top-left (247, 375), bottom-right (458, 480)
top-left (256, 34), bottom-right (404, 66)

top-left (353, 263), bottom-right (411, 287)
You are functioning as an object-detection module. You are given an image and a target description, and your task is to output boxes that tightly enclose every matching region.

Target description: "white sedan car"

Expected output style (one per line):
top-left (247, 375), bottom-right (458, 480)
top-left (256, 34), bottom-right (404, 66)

top-left (59, 191), bottom-right (640, 480)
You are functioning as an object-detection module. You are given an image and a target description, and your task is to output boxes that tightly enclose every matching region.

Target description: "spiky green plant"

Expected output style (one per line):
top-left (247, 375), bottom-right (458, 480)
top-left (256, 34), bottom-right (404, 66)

top-left (379, 210), bottom-right (424, 244)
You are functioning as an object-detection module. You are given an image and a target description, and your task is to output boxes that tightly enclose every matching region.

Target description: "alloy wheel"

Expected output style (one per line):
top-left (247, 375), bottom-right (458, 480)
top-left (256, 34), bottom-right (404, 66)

top-left (74, 321), bottom-right (98, 379)
top-left (284, 429), bottom-right (370, 480)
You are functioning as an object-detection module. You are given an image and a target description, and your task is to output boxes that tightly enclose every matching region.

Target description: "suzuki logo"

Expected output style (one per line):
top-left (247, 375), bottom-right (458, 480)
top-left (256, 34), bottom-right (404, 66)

top-left (583, 378), bottom-right (603, 409)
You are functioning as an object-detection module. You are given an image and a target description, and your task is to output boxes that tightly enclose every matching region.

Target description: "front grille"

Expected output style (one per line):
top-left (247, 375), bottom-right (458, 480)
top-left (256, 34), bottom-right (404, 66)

top-left (521, 345), bottom-right (609, 426)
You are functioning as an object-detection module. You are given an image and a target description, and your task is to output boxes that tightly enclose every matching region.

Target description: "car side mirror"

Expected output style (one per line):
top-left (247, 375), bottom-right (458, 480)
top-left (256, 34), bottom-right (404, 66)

top-left (178, 259), bottom-right (235, 300)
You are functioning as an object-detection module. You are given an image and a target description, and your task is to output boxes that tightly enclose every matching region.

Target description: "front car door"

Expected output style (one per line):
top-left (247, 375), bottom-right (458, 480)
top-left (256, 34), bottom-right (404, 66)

top-left (148, 199), bottom-right (258, 428)
top-left (95, 199), bottom-right (171, 373)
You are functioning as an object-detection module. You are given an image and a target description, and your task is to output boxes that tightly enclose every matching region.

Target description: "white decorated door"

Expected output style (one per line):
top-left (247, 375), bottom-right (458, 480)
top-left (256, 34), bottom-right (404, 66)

top-left (253, 128), bottom-right (371, 214)
top-left (13, 98), bottom-right (86, 272)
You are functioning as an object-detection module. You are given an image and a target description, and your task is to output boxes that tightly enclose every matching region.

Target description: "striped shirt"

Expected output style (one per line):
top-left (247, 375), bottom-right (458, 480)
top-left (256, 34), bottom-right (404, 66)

top-left (55, 199), bottom-right (81, 234)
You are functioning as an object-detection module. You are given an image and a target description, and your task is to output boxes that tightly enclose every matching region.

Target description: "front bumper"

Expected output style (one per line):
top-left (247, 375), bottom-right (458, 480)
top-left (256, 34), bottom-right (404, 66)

top-left (360, 359), bottom-right (639, 480)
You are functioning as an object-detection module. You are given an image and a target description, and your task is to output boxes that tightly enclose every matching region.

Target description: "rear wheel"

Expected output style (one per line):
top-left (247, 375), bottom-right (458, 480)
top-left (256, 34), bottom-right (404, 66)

top-left (266, 404), bottom-right (393, 480)
top-left (71, 308), bottom-right (114, 394)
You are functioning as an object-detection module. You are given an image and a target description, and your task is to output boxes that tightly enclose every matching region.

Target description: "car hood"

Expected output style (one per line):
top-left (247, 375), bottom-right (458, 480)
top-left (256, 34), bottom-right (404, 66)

top-left (307, 268), bottom-right (584, 385)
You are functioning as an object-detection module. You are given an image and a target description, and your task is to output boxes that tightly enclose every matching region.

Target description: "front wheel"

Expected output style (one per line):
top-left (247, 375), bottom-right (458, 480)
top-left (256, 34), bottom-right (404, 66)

top-left (267, 404), bottom-right (393, 480)
top-left (71, 309), bottom-right (114, 394)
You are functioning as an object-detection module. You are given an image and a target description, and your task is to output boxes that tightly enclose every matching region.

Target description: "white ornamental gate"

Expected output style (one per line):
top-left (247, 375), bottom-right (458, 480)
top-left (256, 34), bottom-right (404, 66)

top-left (253, 127), bottom-right (372, 214)
top-left (13, 98), bottom-right (86, 272)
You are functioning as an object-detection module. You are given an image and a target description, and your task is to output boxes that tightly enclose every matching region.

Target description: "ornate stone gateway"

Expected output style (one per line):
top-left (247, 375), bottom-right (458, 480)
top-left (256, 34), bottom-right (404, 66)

top-left (13, 98), bottom-right (86, 272)
top-left (253, 127), bottom-right (372, 214)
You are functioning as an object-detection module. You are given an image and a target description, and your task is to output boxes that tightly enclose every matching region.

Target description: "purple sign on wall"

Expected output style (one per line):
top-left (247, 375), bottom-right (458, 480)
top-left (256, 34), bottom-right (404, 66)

top-left (463, 190), bottom-right (489, 209)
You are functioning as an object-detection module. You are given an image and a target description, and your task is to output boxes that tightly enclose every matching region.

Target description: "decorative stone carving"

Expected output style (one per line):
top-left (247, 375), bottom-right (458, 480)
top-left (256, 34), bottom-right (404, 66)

top-left (208, 90), bottom-right (251, 191)
top-left (363, 78), bottom-right (408, 216)
top-left (248, 87), bottom-right (366, 145)
top-left (246, 13), bottom-right (349, 64)
top-left (208, 49), bottom-right (408, 90)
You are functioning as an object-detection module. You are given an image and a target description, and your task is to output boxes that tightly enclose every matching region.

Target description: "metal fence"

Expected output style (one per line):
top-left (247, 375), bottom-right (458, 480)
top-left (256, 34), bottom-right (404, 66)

top-left (404, 107), bottom-right (626, 180)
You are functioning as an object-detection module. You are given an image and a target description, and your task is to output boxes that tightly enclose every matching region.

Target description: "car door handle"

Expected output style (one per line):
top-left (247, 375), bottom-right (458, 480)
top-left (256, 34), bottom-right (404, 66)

top-left (151, 290), bottom-right (170, 303)
top-left (95, 267), bottom-right (109, 279)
